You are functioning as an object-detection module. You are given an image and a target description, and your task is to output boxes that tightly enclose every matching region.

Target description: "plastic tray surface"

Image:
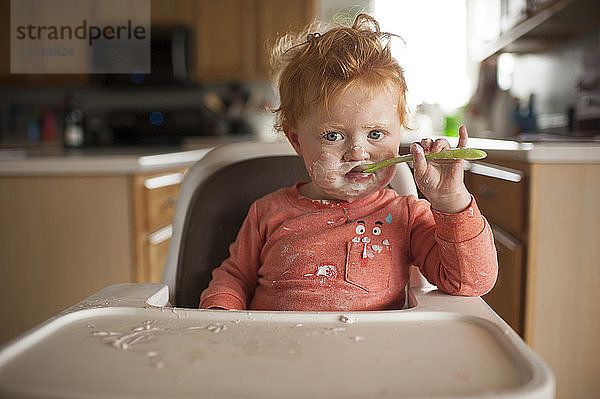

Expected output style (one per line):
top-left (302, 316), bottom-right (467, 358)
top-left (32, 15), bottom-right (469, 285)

top-left (0, 307), bottom-right (542, 398)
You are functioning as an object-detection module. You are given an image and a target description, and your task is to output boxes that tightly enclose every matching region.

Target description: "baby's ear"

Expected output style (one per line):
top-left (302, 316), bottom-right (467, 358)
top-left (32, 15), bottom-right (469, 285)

top-left (283, 125), bottom-right (303, 156)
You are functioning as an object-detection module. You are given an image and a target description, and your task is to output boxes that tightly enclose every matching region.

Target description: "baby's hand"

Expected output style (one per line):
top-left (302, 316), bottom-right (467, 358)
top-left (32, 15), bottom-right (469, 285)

top-left (410, 126), bottom-right (472, 213)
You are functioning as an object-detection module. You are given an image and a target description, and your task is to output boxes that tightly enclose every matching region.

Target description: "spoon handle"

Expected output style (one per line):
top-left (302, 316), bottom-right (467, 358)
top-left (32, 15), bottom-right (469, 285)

top-left (361, 148), bottom-right (487, 173)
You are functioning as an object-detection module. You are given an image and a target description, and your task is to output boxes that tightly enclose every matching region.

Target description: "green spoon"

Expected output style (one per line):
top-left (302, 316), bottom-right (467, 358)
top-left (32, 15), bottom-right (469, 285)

top-left (360, 148), bottom-right (487, 173)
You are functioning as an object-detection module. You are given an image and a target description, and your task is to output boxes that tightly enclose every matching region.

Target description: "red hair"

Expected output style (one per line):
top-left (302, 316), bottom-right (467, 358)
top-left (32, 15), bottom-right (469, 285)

top-left (270, 13), bottom-right (408, 132)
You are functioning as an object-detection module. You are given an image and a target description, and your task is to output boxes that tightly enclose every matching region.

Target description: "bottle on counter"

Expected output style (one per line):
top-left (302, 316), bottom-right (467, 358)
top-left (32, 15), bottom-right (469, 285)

top-left (63, 92), bottom-right (85, 148)
top-left (521, 94), bottom-right (538, 133)
top-left (42, 108), bottom-right (58, 142)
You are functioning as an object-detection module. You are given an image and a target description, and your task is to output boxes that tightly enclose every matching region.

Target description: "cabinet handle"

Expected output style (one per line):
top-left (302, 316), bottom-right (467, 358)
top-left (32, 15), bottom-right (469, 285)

top-left (149, 224), bottom-right (173, 245)
top-left (467, 161), bottom-right (523, 182)
top-left (490, 223), bottom-right (521, 251)
top-left (144, 172), bottom-right (184, 189)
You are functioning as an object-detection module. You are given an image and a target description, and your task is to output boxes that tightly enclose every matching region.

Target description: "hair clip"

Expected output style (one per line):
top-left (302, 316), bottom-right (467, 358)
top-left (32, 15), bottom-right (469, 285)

top-left (306, 32), bottom-right (321, 41)
top-left (284, 32), bottom-right (322, 55)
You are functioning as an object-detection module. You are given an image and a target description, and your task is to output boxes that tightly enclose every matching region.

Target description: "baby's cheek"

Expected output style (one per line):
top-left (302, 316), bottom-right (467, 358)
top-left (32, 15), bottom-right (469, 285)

top-left (309, 153), bottom-right (343, 185)
top-left (370, 151), bottom-right (396, 181)
top-left (377, 164), bottom-right (396, 183)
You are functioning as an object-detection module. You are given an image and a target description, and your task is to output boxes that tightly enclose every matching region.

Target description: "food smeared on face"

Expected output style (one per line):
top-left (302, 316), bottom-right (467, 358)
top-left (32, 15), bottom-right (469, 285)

top-left (289, 83), bottom-right (402, 202)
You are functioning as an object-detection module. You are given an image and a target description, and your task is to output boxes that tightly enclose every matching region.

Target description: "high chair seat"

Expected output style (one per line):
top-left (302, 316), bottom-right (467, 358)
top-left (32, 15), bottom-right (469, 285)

top-left (0, 140), bottom-right (554, 399)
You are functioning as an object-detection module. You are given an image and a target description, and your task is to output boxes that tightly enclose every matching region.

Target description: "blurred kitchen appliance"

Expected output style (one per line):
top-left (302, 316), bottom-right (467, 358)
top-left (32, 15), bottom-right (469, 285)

top-left (103, 107), bottom-right (220, 146)
top-left (93, 26), bottom-right (194, 86)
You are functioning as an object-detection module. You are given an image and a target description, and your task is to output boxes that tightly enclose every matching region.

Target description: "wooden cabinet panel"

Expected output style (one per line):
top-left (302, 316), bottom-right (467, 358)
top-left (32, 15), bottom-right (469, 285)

top-left (468, 157), bottom-right (600, 398)
top-left (196, 0), bottom-right (257, 79)
top-left (133, 168), bottom-right (186, 283)
top-left (256, 0), bottom-right (316, 75)
top-left (482, 225), bottom-right (524, 335)
top-left (0, 0), bottom-right (87, 86)
top-left (1, 0), bottom-right (315, 85)
top-left (147, 226), bottom-right (172, 283)
top-left (466, 159), bottom-right (528, 336)
top-left (524, 162), bottom-right (600, 399)
top-left (145, 176), bottom-right (182, 231)
top-left (194, 0), bottom-right (314, 81)
top-left (0, 176), bottom-right (134, 345)
top-left (151, 0), bottom-right (197, 27)
top-left (465, 161), bottom-right (528, 241)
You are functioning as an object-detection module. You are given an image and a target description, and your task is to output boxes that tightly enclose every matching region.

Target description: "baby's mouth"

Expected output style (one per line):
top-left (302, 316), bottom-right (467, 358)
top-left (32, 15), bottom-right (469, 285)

top-left (345, 164), bottom-right (373, 181)
top-left (347, 164), bottom-right (369, 174)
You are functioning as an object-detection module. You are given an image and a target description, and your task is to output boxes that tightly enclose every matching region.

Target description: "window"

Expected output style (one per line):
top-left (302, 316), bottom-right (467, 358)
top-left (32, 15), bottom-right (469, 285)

top-left (373, 0), bottom-right (470, 114)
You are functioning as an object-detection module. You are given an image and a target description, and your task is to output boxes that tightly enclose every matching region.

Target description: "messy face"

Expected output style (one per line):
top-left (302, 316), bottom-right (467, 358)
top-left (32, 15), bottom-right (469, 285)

top-left (286, 83), bottom-right (402, 202)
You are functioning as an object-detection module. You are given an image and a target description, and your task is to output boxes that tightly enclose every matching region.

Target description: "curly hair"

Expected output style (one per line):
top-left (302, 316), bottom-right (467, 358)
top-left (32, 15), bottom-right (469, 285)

top-left (270, 13), bottom-right (408, 132)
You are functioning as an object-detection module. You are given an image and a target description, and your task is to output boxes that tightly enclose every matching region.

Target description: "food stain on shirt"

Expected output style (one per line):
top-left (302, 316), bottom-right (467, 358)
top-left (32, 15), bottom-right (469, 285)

top-left (304, 264), bottom-right (338, 286)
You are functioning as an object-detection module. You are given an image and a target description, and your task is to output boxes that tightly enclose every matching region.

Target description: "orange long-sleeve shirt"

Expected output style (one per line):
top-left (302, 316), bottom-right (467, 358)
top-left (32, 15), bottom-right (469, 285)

top-left (200, 183), bottom-right (497, 310)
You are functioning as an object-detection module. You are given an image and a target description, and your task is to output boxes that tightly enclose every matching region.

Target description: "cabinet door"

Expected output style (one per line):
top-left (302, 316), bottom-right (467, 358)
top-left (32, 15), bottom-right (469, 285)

top-left (145, 173), bottom-right (183, 231)
top-left (195, 0), bottom-right (314, 80)
top-left (196, 0), bottom-right (258, 80)
top-left (483, 224), bottom-right (524, 336)
top-left (0, 0), bottom-right (87, 86)
top-left (146, 225), bottom-right (173, 283)
top-left (256, 0), bottom-right (315, 75)
top-left (465, 161), bottom-right (528, 241)
top-left (151, 0), bottom-right (197, 27)
top-left (133, 169), bottom-right (185, 283)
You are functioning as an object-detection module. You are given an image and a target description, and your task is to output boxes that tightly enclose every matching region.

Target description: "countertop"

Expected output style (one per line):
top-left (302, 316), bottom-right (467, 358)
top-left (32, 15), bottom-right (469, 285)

top-left (1, 135), bottom-right (599, 176)
top-left (439, 136), bottom-right (600, 163)
top-left (0, 137), bottom-right (242, 176)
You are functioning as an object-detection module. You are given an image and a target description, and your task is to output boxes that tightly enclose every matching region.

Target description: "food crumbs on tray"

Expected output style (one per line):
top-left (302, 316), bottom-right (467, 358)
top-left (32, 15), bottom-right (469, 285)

top-left (205, 323), bottom-right (227, 333)
top-left (323, 327), bottom-right (346, 335)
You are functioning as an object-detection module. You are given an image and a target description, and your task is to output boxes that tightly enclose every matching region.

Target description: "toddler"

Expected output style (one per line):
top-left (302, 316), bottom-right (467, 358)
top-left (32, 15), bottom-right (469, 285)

top-left (199, 14), bottom-right (497, 311)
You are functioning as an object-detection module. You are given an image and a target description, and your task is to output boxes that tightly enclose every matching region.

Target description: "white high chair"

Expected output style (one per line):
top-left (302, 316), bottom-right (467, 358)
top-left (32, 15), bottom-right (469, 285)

top-left (0, 141), bottom-right (554, 399)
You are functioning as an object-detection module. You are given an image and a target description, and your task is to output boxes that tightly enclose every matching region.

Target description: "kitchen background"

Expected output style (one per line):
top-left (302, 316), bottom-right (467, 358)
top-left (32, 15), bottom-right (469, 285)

top-left (0, 1), bottom-right (599, 398)
top-left (1, 0), bottom-right (598, 148)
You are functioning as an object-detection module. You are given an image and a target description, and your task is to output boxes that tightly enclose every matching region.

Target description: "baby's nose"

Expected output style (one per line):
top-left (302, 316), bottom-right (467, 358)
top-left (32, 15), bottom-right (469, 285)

top-left (343, 145), bottom-right (370, 162)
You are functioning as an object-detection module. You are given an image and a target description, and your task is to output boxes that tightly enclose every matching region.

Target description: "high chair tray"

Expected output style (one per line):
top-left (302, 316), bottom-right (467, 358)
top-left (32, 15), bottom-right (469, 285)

top-left (0, 303), bottom-right (552, 398)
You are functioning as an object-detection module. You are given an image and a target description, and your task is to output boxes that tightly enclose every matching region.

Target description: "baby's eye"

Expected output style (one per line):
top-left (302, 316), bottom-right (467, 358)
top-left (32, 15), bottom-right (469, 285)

top-left (355, 225), bottom-right (365, 235)
top-left (372, 226), bottom-right (382, 236)
top-left (323, 132), bottom-right (343, 142)
top-left (367, 130), bottom-right (384, 140)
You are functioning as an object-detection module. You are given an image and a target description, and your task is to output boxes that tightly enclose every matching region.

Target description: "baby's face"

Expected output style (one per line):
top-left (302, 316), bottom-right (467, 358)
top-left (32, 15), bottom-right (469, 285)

top-left (286, 83), bottom-right (402, 202)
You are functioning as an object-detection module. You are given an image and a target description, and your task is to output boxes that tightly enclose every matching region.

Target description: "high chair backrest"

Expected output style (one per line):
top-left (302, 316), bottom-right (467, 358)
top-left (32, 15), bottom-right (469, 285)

top-left (162, 140), bottom-right (419, 307)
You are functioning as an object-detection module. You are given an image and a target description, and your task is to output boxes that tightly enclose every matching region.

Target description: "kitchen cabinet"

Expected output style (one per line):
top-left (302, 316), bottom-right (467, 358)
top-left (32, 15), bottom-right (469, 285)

top-left (152, 0), bottom-right (315, 81)
top-left (0, 163), bottom-right (191, 347)
top-left (132, 168), bottom-right (187, 283)
top-left (195, 0), bottom-right (259, 80)
top-left (465, 154), bottom-right (600, 399)
top-left (483, 225), bottom-right (524, 335)
top-left (0, 0), bottom-right (315, 86)
top-left (464, 159), bottom-right (528, 335)
top-left (254, 0), bottom-right (317, 76)
top-left (0, 175), bottom-right (134, 346)
top-left (0, 0), bottom-right (88, 86)
top-left (151, 0), bottom-right (197, 27)
top-left (471, 0), bottom-right (600, 61)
